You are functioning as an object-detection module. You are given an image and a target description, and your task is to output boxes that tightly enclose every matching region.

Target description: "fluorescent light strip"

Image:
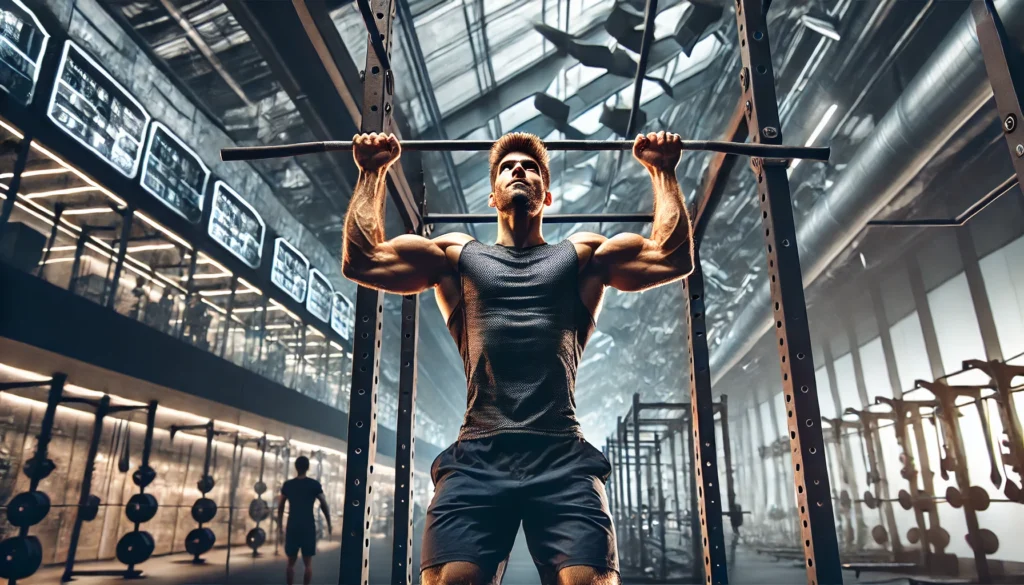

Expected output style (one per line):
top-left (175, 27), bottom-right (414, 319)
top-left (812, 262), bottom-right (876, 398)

top-left (62, 207), bottom-right (114, 216)
top-left (0, 168), bottom-right (69, 180)
top-left (182, 273), bottom-right (231, 281)
top-left (43, 245), bottom-right (77, 252)
top-left (135, 211), bottom-right (192, 251)
top-left (0, 119), bottom-right (25, 139)
top-left (237, 277), bottom-right (261, 295)
top-left (269, 299), bottom-right (301, 322)
top-left (23, 186), bottom-right (101, 199)
top-left (126, 244), bottom-right (176, 252)
top-left (199, 289), bottom-right (259, 298)
top-left (791, 103), bottom-right (838, 171)
top-left (27, 141), bottom-right (127, 208)
top-left (233, 305), bottom-right (283, 313)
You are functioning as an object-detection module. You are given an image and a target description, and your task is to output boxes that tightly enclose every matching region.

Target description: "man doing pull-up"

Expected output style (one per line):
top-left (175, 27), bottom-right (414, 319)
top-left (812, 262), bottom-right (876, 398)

top-left (341, 131), bottom-right (694, 585)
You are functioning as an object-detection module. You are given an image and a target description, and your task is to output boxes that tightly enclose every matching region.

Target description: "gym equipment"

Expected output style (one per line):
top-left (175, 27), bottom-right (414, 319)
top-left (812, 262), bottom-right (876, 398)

top-left (170, 420), bottom-right (225, 563)
top-left (132, 465), bottom-right (157, 489)
top-left (125, 493), bottom-right (159, 524)
top-left (6, 492), bottom-right (51, 528)
top-left (115, 531), bottom-right (155, 566)
top-left (222, 139), bottom-right (831, 163)
top-left (0, 536), bottom-right (43, 581)
top-left (247, 434), bottom-right (270, 555)
top-left (191, 498), bottom-right (218, 524)
top-left (63, 400), bottom-right (159, 582)
top-left (0, 375), bottom-right (66, 583)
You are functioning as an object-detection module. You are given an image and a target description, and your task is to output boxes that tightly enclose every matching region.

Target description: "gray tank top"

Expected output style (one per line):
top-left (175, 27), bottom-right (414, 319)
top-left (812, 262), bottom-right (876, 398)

top-left (447, 239), bottom-right (596, 440)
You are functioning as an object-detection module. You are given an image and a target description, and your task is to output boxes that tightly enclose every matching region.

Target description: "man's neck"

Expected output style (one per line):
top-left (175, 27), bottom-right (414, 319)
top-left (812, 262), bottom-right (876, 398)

top-left (296, 473), bottom-right (307, 479)
top-left (495, 209), bottom-right (545, 248)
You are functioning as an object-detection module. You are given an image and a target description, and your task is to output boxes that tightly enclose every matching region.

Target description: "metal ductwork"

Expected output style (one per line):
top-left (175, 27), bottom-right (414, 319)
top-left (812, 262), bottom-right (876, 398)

top-left (708, 0), bottom-right (1024, 383)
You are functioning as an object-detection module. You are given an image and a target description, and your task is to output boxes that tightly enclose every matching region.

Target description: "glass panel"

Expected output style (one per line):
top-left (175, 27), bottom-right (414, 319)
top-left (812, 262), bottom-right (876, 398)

top-left (858, 338), bottom-right (892, 400)
top-left (926, 273), bottom-right (989, 385)
top-left (814, 366), bottom-right (836, 419)
top-left (979, 233), bottom-right (1024, 362)
top-left (889, 311), bottom-right (932, 393)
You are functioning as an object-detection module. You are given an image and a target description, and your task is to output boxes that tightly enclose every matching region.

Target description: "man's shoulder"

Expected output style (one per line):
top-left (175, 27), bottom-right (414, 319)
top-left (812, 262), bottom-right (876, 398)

top-left (567, 232), bottom-right (607, 250)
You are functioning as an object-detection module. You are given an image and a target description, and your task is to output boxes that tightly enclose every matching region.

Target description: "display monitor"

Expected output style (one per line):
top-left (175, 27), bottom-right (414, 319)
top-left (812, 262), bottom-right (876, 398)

top-left (48, 41), bottom-right (150, 178)
top-left (140, 122), bottom-right (209, 223)
top-left (271, 238), bottom-right (309, 303)
top-left (0, 0), bottom-right (49, 104)
top-left (208, 181), bottom-right (264, 268)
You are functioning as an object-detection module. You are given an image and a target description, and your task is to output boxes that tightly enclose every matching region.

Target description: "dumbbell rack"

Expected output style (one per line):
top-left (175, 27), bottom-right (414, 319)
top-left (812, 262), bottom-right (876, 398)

top-left (65, 401), bottom-right (161, 580)
top-left (245, 434), bottom-right (271, 557)
top-left (170, 421), bottom-right (225, 564)
top-left (0, 375), bottom-right (67, 585)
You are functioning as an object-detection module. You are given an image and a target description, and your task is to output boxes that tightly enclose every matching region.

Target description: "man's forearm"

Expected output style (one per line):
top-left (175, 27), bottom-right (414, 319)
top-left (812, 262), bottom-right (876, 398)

top-left (649, 169), bottom-right (693, 256)
top-left (342, 169), bottom-right (388, 271)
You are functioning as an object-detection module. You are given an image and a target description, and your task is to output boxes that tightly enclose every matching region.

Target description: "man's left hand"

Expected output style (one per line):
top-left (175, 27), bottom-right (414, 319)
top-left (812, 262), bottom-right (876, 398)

top-left (633, 131), bottom-right (682, 172)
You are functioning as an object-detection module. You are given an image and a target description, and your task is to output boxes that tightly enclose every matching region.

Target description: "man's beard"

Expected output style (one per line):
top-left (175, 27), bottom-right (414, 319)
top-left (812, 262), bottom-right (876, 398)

top-left (500, 183), bottom-right (540, 213)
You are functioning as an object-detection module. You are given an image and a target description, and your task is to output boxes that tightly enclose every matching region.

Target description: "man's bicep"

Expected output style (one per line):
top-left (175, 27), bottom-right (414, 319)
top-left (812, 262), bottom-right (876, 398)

top-left (347, 234), bottom-right (449, 293)
top-left (593, 234), bottom-right (686, 292)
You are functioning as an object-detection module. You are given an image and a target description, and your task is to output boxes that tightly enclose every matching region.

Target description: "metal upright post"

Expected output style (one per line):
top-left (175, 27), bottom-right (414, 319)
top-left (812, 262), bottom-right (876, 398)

top-left (735, 0), bottom-right (842, 580)
top-left (106, 208), bottom-right (134, 309)
top-left (62, 395), bottom-right (111, 582)
top-left (684, 249), bottom-right (729, 584)
top-left (0, 132), bottom-right (31, 233)
top-left (974, 0), bottom-right (1024, 181)
top-left (391, 292), bottom-right (420, 585)
top-left (654, 434), bottom-right (666, 580)
top-left (618, 418), bottom-right (635, 567)
top-left (339, 0), bottom-right (402, 581)
top-left (719, 396), bottom-right (740, 539)
top-left (631, 394), bottom-right (646, 570)
top-left (687, 418), bottom-right (701, 584)
top-left (668, 423), bottom-right (683, 534)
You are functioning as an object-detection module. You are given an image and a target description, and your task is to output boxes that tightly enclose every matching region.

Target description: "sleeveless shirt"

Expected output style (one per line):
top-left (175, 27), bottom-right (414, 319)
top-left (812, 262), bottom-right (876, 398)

top-left (447, 239), bottom-right (596, 440)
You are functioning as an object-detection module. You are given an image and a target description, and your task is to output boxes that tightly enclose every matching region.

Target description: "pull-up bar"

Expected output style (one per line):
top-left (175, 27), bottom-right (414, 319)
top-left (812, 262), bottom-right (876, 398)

top-left (220, 139), bottom-right (830, 162)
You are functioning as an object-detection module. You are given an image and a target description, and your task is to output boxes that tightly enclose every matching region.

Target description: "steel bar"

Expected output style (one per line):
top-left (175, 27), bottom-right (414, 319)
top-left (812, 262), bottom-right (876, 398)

top-left (618, 419), bottom-right (636, 567)
top-left (62, 395), bottom-right (111, 582)
top-left (867, 176), bottom-right (1018, 227)
top-left (632, 393), bottom-right (647, 570)
top-left (720, 396), bottom-right (740, 538)
top-left (685, 249), bottom-right (729, 584)
top-left (975, 0), bottom-right (1024, 182)
top-left (693, 99), bottom-right (749, 245)
top-left (687, 418), bottom-right (701, 584)
top-left (654, 434), bottom-right (667, 580)
top-left (391, 293), bottom-right (419, 585)
top-left (356, 0), bottom-right (392, 73)
top-left (220, 140), bottom-right (830, 161)
top-left (736, 0), bottom-right (842, 579)
top-left (338, 0), bottom-right (396, 581)
top-left (424, 213), bottom-right (653, 225)
top-left (668, 425), bottom-right (683, 533)
top-left (626, 0), bottom-right (658, 138)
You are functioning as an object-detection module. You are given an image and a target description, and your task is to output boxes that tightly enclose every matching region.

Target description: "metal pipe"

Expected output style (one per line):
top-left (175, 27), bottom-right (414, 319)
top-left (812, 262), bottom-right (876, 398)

top-left (867, 176), bottom-right (1019, 227)
top-left (709, 0), bottom-right (1024, 383)
top-left (424, 213), bottom-right (653, 225)
top-left (221, 140), bottom-right (830, 161)
top-left (626, 0), bottom-right (659, 138)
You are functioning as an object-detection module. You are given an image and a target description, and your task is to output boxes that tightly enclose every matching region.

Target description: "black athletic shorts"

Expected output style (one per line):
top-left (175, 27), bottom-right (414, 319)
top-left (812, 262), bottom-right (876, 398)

top-left (285, 525), bottom-right (316, 558)
top-left (421, 433), bottom-right (617, 577)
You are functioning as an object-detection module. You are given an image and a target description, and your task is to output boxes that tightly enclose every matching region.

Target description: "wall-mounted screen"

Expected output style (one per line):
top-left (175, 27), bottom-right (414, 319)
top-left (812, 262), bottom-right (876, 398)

top-left (0, 0), bottom-right (48, 105)
top-left (208, 181), bottom-right (264, 268)
top-left (271, 238), bottom-right (309, 303)
top-left (331, 293), bottom-right (353, 341)
top-left (306, 269), bottom-right (332, 323)
top-left (140, 122), bottom-right (209, 223)
top-left (48, 41), bottom-right (150, 178)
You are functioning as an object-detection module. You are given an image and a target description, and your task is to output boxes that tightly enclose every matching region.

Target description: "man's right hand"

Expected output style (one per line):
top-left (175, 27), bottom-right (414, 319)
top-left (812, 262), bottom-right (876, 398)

top-left (353, 133), bottom-right (400, 173)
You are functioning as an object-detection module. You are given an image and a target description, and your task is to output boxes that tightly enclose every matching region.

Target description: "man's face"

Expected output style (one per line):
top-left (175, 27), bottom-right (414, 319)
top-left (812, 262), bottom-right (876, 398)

top-left (489, 152), bottom-right (551, 216)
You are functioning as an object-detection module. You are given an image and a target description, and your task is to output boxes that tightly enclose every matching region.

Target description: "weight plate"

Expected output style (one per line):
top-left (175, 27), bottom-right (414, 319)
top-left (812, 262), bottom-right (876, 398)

top-left (81, 495), bottom-right (101, 522)
top-left (116, 531), bottom-right (155, 566)
top-left (191, 498), bottom-right (217, 524)
top-left (967, 486), bottom-right (990, 512)
top-left (907, 527), bottom-right (920, 544)
top-left (125, 493), bottom-right (159, 524)
top-left (249, 499), bottom-right (270, 523)
top-left (966, 528), bottom-right (999, 556)
top-left (946, 486), bottom-right (963, 509)
top-left (6, 492), bottom-right (50, 528)
top-left (184, 527), bottom-right (215, 557)
top-left (196, 475), bottom-right (215, 494)
top-left (254, 481), bottom-right (267, 496)
top-left (863, 491), bottom-right (878, 510)
top-left (0, 536), bottom-right (42, 580)
top-left (132, 465), bottom-right (157, 489)
top-left (897, 489), bottom-right (913, 511)
top-left (246, 527), bottom-right (267, 550)
top-left (23, 458), bottom-right (55, 482)
top-left (927, 527), bottom-right (950, 550)
top-left (839, 490), bottom-right (851, 511)
top-left (871, 525), bottom-right (888, 545)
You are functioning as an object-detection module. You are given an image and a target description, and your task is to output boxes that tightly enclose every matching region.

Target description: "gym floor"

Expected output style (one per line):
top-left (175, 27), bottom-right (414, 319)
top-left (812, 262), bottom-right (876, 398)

top-left (22, 531), bottom-right (899, 585)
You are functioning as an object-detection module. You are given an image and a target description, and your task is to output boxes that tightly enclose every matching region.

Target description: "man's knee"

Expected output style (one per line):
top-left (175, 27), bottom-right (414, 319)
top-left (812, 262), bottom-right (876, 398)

top-left (556, 565), bottom-right (619, 585)
top-left (421, 562), bottom-right (496, 585)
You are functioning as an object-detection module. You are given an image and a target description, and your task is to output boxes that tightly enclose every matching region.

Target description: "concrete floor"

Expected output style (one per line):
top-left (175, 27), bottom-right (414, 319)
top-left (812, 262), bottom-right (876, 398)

top-left (26, 534), bottom-right (913, 585)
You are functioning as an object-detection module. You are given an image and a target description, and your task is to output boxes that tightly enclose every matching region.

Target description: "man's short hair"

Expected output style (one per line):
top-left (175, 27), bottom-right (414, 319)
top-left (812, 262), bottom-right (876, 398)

top-left (489, 132), bottom-right (550, 191)
top-left (295, 456), bottom-right (310, 474)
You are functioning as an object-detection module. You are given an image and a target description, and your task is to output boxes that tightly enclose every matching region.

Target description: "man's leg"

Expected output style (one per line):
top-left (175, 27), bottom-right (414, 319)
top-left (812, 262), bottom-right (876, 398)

top-left (422, 561), bottom-right (501, 585)
top-left (302, 554), bottom-right (313, 585)
top-left (554, 566), bottom-right (619, 585)
top-left (285, 556), bottom-right (298, 585)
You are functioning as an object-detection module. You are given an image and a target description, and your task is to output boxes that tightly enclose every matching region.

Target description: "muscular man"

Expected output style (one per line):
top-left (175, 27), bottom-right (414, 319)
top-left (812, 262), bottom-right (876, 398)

top-left (342, 131), bottom-right (693, 585)
top-left (277, 456), bottom-right (332, 585)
